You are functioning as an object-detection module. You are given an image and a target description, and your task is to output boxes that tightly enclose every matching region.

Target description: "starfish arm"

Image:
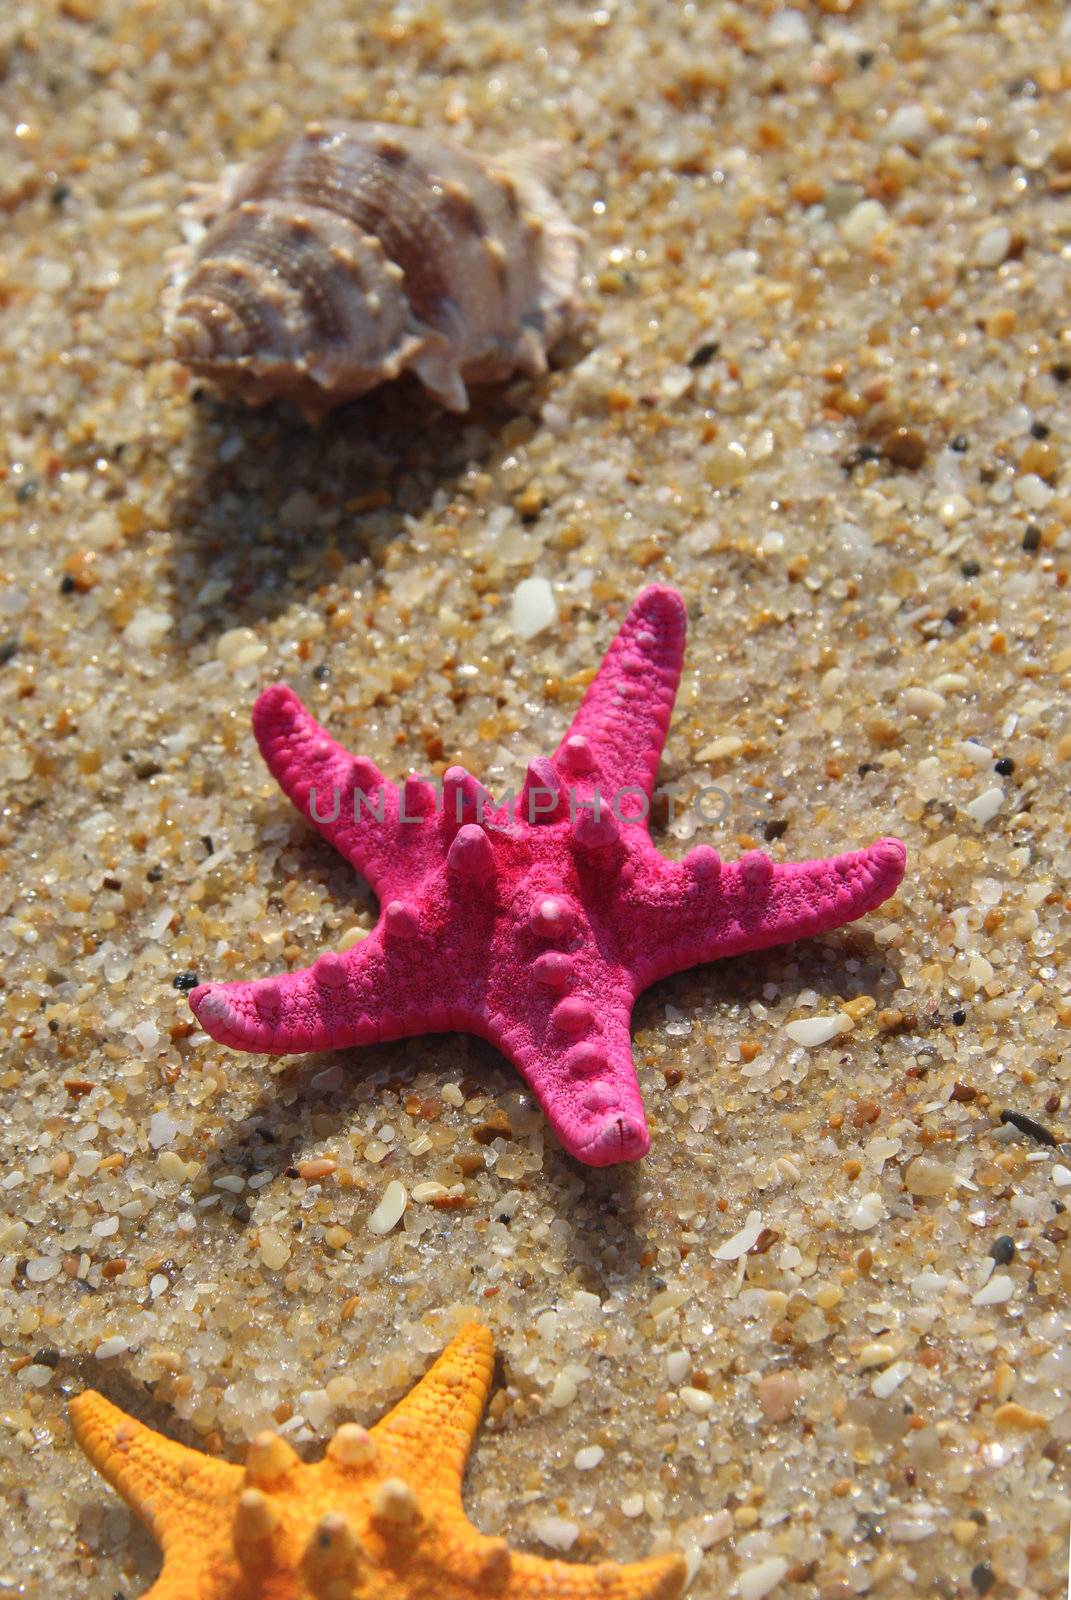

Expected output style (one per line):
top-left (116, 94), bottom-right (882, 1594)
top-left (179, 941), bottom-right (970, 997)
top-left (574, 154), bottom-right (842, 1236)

top-left (68, 1390), bottom-right (238, 1554)
top-left (487, 987), bottom-right (649, 1168)
top-left (140, 1568), bottom-right (223, 1600)
top-left (623, 836), bottom-right (906, 988)
top-left (368, 1323), bottom-right (494, 1505)
top-left (503, 1549), bottom-right (687, 1600)
top-left (188, 923), bottom-right (464, 1054)
top-left (551, 586), bottom-right (686, 823)
top-left (253, 682), bottom-right (433, 899)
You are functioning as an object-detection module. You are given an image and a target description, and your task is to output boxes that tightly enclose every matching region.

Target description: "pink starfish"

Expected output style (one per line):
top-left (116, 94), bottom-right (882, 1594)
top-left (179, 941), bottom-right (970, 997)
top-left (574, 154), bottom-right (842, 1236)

top-left (190, 587), bottom-right (905, 1167)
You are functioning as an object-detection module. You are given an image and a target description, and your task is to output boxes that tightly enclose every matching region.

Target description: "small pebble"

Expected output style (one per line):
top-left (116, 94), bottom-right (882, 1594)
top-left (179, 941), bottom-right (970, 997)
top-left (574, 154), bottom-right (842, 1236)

top-left (849, 1192), bottom-right (886, 1231)
top-left (975, 226), bottom-right (1011, 267)
top-left (993, 1401), bottom-right (1048, 1432)
top-left (757, 1370), bottom-right (799, 1424)
top-left (94, 1336), bottom-right (130, 1360)
top-left (1015, 473), bottom-right (1052, 510)
top-left (367, 1179), bottom-right (407, 1234)
top-left (883, 104), bottom-right (932, 146)
top-left (767, 9), bottom-right (810, 46)
top-left (532, 1516), bottom-right (579, 1553)
top-left (549, 1372), bottom-right (578, 1408)
top-left (904, 1157), bottom-right (956, 1197)
top-left (883, 426), bottom-right (928, 469)
top-left (666, 1351), bottom-right (690, 1385)
top-left (715, 1212), bottom-right (765, 1260)
top-left (412, 1181), bottom-right (450, 1202)
top-left (738, 1556), bottom-right (789, 1600)
top-left (904, 686), bottom-right (946, 716)
top-left (296, 1158), bottom-right (337, 1182)
top-left (964, 786), bottom-right (1004, 825)
top-left (696, 735), bottom-right (743, 762)
top-left (872, 1362), bottom-right (909, 1399)
top-left (972, 1274), bottom-right (1013, 1307)
top-left (857, 1340), bottom-right (898, 1369)
top-left (840, 199), bottom-right (887, 248)
top-left (25, 1257), bottom-right (62, 1283)
top-left (510, 577), bottom-right (557, 641)
top-left (123, 609), bottom-right (172, 647)
top-left (216, 627), bottom-right (268, 668)
top-left (19, 1363), bottom-right (55, 1388)
top-left (148, 1111), bottom-right (179, 1150)
top-left (573, 1445), bottom-right (604, 1471)
top-left (258, 1228), bottom-right (291, 1271)
top-left (785, 1013), bottom-right (852, 1047)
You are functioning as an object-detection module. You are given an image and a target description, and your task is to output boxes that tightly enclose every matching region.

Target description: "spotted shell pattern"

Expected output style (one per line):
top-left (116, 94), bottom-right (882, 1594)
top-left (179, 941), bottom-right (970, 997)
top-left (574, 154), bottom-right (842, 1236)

top-left (168, 121), bottom-right (581, 421)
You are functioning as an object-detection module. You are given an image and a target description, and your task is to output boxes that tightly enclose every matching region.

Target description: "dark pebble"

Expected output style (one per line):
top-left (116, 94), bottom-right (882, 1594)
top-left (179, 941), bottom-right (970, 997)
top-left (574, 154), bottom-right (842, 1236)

top-left (1021, 524), bottom-right (1041, 552)
top-left (999, 1107), bottom-right (1057, 1146)
top-left (989, 1235), bottom-right (1016, 1265)
top-left (951, 1008), bottom-right (967, 1025)
top-left (687, 340), bottom-right (720, 369)
top-left (33, 1346), bottom-right (61, 1367)
top-left (60, 574), bottom-right (77, 595)
top-left (1029, 420), bottom-right (1050, 439)
top-left (841, 444), bottom-right (882, 474)
top-left (882, 427), bottom-right (927, 470)
top-left (994, 757), bottom-right (1014, 775)
top-left (0, 633), bottom-right (19, 666)
top-left (960, 559), bottom-right (982, 578)
top-left (312, 663), bottom-right (331, 681)
top-left (944, 606), bottom-right (967, 626)
top-left (15, 479), bottom-right (39, 503)
top-left (50, 183), bottom-right (71, 206)
top-left (1053, 362), bottom-right (1071, 384)
top-left (145, 865), bottom-right (164, 883)
top-left (970, 1563), bottom-right (995, 1595)
top-left (764, 818), bottom-right (789, 842)
top-left (172, 971), bottom-right (199, 992)
top-left (950, 434), bottom-right (968, 452)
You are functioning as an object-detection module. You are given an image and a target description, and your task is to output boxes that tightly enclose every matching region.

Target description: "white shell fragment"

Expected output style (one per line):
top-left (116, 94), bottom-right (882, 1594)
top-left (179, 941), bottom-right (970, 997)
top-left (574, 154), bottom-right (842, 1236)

top-left (785, 1012), bottom-right (852, 1047)
top-left (367, 1179), bottom-right (407, 1234)
top-left (167, 121), bottom-right (582, 421)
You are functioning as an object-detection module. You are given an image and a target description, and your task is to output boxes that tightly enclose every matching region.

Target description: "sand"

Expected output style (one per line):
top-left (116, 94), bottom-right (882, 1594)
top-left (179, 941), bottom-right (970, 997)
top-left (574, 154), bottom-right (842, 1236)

top-left (0, 2), bottom-right (1069, 1595)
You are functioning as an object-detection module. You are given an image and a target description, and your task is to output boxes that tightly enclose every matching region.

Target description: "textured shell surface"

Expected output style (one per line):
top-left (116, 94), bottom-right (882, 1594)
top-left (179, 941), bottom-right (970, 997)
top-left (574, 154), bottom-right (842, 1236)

top-left (168, 121), bottom-right (582, 421)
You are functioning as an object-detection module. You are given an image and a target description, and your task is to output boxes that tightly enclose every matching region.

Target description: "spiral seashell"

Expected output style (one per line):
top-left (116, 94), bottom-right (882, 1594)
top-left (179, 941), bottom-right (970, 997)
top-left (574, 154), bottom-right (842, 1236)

top-left (167, 121), bottom-right (582, 422)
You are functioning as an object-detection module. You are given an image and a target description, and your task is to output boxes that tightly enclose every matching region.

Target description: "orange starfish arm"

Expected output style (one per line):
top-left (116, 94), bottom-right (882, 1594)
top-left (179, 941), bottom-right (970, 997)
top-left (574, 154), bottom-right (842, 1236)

top-left (369, 1320), bottom-right (494, 1503)
top-left (69, 1389), bottom-right (239, 1554)
top-left (506, 1550), bottom-right (687, 1600)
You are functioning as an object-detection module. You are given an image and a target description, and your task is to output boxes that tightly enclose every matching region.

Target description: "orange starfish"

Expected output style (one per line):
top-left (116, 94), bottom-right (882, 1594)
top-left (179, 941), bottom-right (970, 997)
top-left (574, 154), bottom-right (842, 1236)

top-left (69, 1322), bottom-right (686, 1600)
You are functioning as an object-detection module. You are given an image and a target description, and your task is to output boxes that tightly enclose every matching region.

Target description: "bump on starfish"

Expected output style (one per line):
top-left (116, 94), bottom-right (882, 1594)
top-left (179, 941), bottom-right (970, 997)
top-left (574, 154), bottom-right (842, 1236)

top-left (69, 1322), bottom-right (687, 1600)
top-left (189, 586), bottom-right (906, 1166)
